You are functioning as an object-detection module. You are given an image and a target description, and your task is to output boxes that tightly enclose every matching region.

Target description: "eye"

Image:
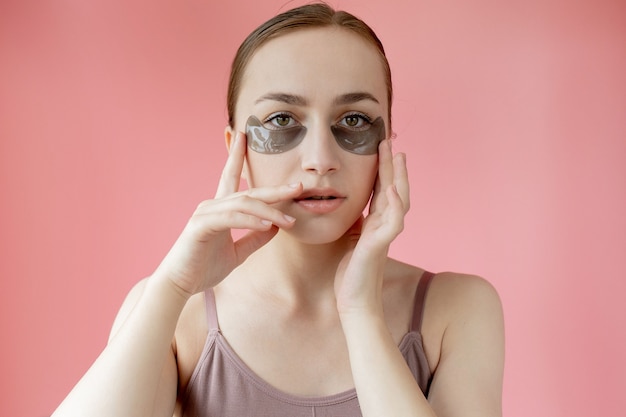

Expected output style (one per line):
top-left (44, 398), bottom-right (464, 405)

top-left (338, 113), bottom-right (373, 130)
top-left (265, 113), bottom-right (297, 129)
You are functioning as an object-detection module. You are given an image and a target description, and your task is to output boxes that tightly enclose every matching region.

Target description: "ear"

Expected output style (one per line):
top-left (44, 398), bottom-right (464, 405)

top-left (224, 125), bottom-right (236, 153)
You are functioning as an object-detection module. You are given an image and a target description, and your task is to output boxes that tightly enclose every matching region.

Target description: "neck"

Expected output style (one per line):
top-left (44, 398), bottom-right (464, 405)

top-left (238, 229), bottom-right (352, 309)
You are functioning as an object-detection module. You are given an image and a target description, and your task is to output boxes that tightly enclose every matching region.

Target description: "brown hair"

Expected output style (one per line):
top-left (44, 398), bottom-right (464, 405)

top-left (227, 2), bottom-right (393, 130)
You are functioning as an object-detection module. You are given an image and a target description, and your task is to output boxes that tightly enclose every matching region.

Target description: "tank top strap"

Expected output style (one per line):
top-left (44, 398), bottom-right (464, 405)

top-left (410, 271), bottom-right (435, 332)
top-left (204, 288), bottom-right (220, 331)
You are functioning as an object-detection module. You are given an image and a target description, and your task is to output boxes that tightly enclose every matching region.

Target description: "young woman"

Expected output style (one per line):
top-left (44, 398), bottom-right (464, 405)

top-left (52, 4), bottom-right (504, 417)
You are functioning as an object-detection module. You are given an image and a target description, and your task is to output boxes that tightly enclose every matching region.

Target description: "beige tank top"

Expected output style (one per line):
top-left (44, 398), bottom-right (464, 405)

top-left (181, 271), bottom-right (435, 417)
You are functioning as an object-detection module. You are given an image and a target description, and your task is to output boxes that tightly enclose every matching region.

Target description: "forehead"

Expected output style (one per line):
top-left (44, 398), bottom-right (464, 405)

top-left (237, 27), bottom-right (388, 114)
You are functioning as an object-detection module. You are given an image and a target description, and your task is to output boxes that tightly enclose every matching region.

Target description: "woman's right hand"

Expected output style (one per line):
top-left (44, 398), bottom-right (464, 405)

top-left (152, 131), bottom-right (301, 297)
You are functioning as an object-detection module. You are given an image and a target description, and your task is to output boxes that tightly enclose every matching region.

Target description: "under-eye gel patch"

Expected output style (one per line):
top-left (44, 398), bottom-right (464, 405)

top-left (246, 116), bottom-right (307, 154)
top-left (245, 115), bottom-right (386, 155)
top-left (331, 117), bottom-right (385, 155)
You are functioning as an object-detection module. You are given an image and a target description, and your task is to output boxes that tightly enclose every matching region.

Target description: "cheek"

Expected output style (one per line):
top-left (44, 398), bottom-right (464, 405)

top-left (363, 155), bottom-right (379, 179)
top-left (244, 153), bottom-right (293, 188)
top-left (350, 156), bottom-right (379, 195)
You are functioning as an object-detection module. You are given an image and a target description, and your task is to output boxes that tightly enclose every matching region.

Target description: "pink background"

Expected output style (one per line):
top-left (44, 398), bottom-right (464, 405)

top-left (1, 0), bottom-right (625, 415)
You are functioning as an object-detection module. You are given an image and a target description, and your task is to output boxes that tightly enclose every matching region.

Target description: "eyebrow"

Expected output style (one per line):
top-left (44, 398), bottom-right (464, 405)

top-left (254, 91), bottom-right (380, 106)
top-left (255, 93), bottom-right (308, 106)
top-left (333, 92), bottom-right (380, 106)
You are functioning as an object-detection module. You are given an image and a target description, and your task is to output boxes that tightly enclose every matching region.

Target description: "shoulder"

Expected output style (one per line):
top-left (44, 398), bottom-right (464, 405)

top-left (384, 263), bottom-right (504, 370)
top-left (427, 271), bottom-right (503, 324)
top-left (424, 271), bottom-right (504, 369)
top-left (383, 260), bottom-right (502, 316)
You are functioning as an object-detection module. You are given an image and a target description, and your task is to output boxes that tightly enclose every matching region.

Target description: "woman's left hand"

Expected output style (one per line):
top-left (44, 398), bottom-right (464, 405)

top-left (334, 139), bottom-right (410, 317)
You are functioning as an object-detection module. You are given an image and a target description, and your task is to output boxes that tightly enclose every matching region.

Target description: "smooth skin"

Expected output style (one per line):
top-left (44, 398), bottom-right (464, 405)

top-left (52, 27), bottom-right (504, 417)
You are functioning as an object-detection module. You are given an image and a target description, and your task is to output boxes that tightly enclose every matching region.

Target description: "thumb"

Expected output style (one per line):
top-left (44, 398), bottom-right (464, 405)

top-left (234, 226), bottom-right (279, 263)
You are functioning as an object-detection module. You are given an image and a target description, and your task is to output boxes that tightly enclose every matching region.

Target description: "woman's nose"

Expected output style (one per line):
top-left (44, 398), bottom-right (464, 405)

top-left (299, 126), bottom-right (341, 175)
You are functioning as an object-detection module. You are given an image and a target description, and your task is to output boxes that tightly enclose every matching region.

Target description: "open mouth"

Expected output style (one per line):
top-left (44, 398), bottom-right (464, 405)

top-left (294, 191), bottom-right (343, 213)
top-left (304, 196), bottom-right (337, 200)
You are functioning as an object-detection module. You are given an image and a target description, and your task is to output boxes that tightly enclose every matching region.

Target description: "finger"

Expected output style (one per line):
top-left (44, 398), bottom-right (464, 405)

top-left (377, 139), bottom-right (394, 191)
top-left (370, 139), bottom-right (393, 214)
top-left (215, 131), bottom-right (246, 198)
top-left (240, 182), bottom-right (303, 205)
top-left (385, 185), bottom-right (405, 233)
top-left (361, 185), bottom-right (405, 248)
top-left (393, 153), bottom-right (410, 212)
top-left (195, 196), bottom-right (297, 230)
top-left (187, 207), bottom-right (277, 237)
top-left (215, 182), bottom-right (303, 224)
top-left (229, 195), bottom-right (297, 228)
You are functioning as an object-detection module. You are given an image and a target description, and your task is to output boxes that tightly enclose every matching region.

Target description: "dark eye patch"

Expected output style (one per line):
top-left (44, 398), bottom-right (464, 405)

top-left (245, 115), bottom-right (386, 155)
top-left (246, 116), bottom-right (307, 154)
top-left (330, 117), bottom-right (385, 155)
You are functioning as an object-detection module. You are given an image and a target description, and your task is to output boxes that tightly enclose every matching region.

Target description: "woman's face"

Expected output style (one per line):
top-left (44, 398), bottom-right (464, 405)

top-left (230, 27), bottom-right (390, 243)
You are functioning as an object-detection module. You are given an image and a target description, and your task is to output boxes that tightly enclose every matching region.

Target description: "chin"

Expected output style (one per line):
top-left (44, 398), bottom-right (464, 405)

top-left (282, 218), bottom-right (355, 245)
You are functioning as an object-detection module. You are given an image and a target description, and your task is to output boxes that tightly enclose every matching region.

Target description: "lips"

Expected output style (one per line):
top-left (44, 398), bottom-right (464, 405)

top-left (294, 188), bottom-right (343, 201)
top-left (294, 188), bottom-right (345, 213)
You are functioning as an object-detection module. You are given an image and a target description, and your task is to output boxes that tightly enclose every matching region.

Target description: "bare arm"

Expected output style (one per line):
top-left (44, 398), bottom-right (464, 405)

top-left (336, 140), bottom-right (504, 416)
top-left (51, 131), bottom-right (302, 417)
top-left (340, 309), bottom-right (437, 416)
top-left (51, 277), bottom-right (186, 417)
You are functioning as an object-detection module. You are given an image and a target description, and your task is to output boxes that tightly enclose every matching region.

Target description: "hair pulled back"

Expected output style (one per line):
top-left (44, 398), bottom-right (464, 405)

top-left (227, 3), bottom-right (393, 129)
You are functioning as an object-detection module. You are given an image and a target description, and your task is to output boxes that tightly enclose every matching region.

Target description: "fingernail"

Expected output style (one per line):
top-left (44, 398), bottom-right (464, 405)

top-left (283, 214), bottom-right (296, 223)
top-left (261, 219), bottom-right (272, 226)
top-left (288, 182), bottom-right (300, 189)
